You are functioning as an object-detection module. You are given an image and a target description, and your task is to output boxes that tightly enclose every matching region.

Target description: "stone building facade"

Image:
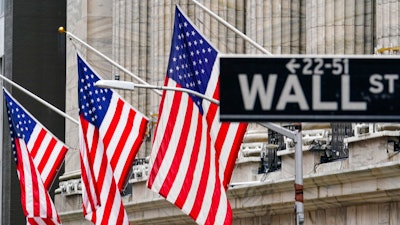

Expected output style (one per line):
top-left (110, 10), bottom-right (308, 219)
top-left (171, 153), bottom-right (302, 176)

top-left (57, 0), bottom-right (400, 224)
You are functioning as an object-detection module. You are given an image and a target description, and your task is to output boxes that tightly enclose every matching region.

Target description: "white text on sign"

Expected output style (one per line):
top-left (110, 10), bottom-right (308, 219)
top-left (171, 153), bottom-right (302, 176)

top-left (238, 58), bottom-right (399, 112)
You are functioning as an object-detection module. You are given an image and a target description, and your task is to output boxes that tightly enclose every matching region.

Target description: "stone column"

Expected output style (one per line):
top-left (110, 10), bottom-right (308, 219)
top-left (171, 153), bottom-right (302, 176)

top-left (376, 0), bottom-right (400, 53)
top-left (304, 0), bottom-right (373, 55)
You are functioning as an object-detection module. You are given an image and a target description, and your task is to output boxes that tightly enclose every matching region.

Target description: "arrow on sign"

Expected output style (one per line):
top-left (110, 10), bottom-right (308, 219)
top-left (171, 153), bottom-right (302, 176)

top-left (286, 58), bottom-right (301, 73)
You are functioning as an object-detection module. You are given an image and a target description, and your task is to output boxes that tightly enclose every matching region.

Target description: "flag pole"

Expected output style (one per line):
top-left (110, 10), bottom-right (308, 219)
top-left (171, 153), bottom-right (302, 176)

top-left (191, 2), bottom-right (304, 224)
top-left (58, 27), bottom-right (162, 96)
top-left (191, 0), bottom-right (273, 55)
top-left (0, 78), bottom-right (3, 225)
top-left (0, 74), bottom-right (79, 125)
top-left (59, 27), bottom-right (220, 105)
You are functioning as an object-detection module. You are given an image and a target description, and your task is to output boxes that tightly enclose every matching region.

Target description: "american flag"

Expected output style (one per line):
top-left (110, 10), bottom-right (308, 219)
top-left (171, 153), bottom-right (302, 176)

top-left (147, 6), bottom-right (247, 225)
top-left (4, 89), bottom-right (65, 225)
top-left (78, 54), bottom-right (148, 224)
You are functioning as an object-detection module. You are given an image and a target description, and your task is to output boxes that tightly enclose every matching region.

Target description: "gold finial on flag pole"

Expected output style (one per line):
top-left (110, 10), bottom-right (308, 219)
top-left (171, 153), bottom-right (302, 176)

top-left (58, 26), bottom-right (66, 34)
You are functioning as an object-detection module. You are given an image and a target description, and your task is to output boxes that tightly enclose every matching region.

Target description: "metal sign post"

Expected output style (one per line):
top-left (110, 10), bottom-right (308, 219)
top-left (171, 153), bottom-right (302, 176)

top-left (260, 122), bottom-right (304, 225)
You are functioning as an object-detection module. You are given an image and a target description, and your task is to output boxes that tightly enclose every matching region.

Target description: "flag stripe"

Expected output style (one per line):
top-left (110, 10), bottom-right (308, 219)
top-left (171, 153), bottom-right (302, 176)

top-left (181, 118), bottom-right (208, 215)
top-left (100, 94), bottom-right (148, 191)
top-left (15, 140), bottom-right (31, 213)
top-left (80, 117), bottom-right (101, 211)
top-left (192, 90), bottom-right (221, 224)
top-left (215, 194), bottom-right (229, 225)
top-left (45, 188), bottom-right (53, 218)
top-left (88, 122), bottom-right (106, 194)
top-left (147, 77), bottom-right (170, 190)
top-left (152, 92), bottom-right (188, 192)
top-left (189, 131), bottom-right (211, 220)
top-left (223, 123), bottom-right (247, 186)
top-left (27, 218), bottom-right (59, 225)
top-left (159, 93), bottom-right (193, 197)
top-left (101, 97), bottom-right (127, 188)
top-left (224, 204), bottom-right (232, 225)
top-left (29, 128), bottom-right (46, 158)
top-left (118, 116), bottom-right (148, 189)
top-left (148, 83), bottom-right (183, 189)
top-left (43, 144), bottom-right (68, 189)
top-left (80, 153), bottom-right (98, 213)
top-left (31, 164), bottom-right (41, 215)
top-left (117, 203), bottom-right (126, 225)
top-left (101, 98), bottom-right (122, 151)
top-left (109, 108), bottom-right (135, 178)
top-left (32, 134), bottom-right (52, 177)
top-left (100, 169), bottom-right (116, 224)
top-left (16, 138), bottom-right (61, 224)
top-left (36, 138), bottom-right (57, 180)
top-left (197, 134), bottom-right (218, 225)
top-left (204, 181), bottom-right (222, 225)
top-left (174, 114), bottom-right (203, 209)
top-left (166, 102), bottom-right (200, 204)
top-left (80, 117), bottom-right (130, 225)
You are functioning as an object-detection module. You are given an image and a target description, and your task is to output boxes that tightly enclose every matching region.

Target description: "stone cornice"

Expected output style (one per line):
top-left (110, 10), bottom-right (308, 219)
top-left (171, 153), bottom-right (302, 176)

top-left (118, 160), bottom-right (400, 224)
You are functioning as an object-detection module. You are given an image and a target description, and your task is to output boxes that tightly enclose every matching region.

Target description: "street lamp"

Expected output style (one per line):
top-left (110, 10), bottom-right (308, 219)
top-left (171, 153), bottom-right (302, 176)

top-left (95, 80), bottom-right (135, 91)
top-left (94, 80), bottom-right (220, 105)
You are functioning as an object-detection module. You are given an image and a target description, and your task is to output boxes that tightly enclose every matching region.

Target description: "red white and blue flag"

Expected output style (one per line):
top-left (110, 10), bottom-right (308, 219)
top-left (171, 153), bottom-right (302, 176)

top-left (4, 89), bottom-right (66, 225)
top-left (147, 6), bottom-right (247, 225)
top-left (77, 54), bottom-right (148, 225)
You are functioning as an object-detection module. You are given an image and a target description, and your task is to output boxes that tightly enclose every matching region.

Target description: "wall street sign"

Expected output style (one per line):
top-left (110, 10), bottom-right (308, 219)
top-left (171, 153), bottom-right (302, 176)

top-left (219, 55), bottom-right (400, 122)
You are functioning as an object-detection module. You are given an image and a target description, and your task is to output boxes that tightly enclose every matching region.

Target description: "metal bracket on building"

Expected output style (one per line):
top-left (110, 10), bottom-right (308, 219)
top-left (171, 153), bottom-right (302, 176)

top-left (59, 179), bottom-right (82, 196)
top-left (129, 158), bottom-right (150, 184)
